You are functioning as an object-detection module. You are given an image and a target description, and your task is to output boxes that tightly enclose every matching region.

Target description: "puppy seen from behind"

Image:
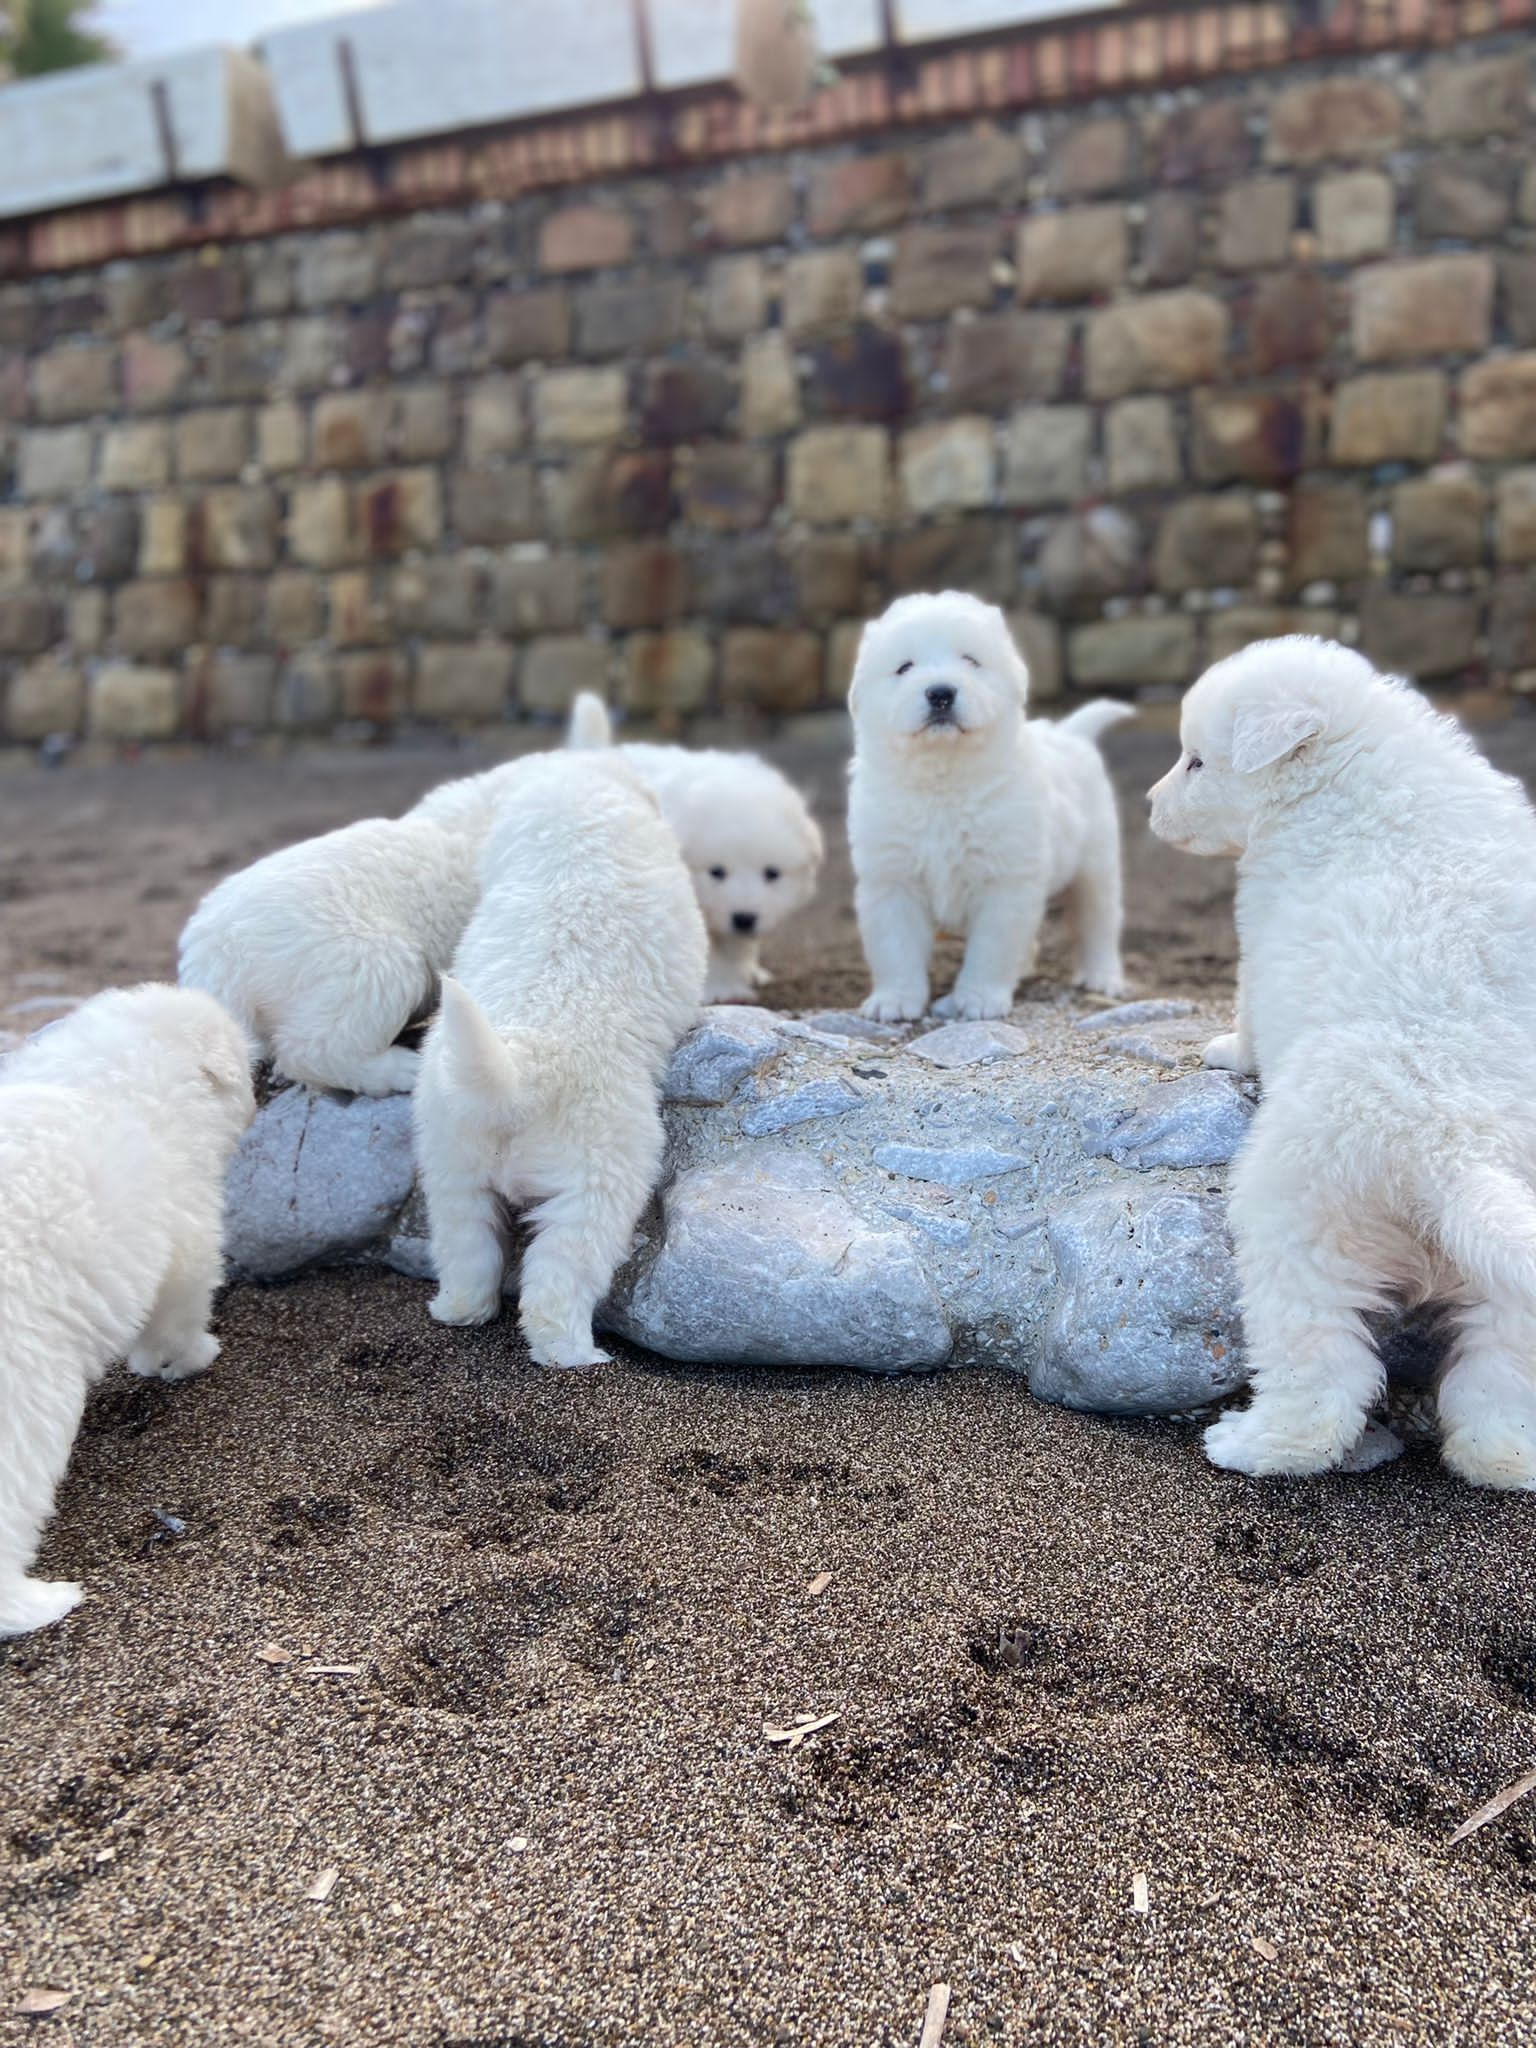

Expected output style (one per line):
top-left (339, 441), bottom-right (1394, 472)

top-left (178, 812), bottom-right (483, 1097)
top-left (412, 750), bottom-right (707, 1371)
top-left (1150, 635), bottom-right (1536, 1490)
top-left (848, 590), bottom-right (1133, 1022)
top-left (0, 985), bottom-right (254, 1636)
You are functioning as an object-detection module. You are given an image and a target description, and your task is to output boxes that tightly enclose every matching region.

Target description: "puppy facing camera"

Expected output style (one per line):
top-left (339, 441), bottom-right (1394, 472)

top-left (1150, 635), bottom-right (1536, 1490)
top-left (567, 693), bottom-right (823, 1003)
top-left (848, 590), bottom-right (1133, 1022)
top-left (0, 985), bottom-right (254, 1636)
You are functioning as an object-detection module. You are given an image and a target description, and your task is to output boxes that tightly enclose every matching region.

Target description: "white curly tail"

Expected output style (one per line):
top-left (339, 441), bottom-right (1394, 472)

top-left (433, 977), bottom-right (543, 1129)
top-left (1055, 699), bottom-right (1136, 747)
top-left (566, 692), bottom-right (614, 750)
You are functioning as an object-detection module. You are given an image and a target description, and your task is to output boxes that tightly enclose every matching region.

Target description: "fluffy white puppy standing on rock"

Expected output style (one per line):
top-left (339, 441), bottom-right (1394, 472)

top-left (848, 591), bottom-right (1133, 1022)
top-left (179, 815), bottom-right (482, 1096)
top-left (413, 752), bottom-right (706, 1370)
top-left (1149, 635), bottom-right (1536, 1490)
top-left (0, 985), bottom-right (253, 1635)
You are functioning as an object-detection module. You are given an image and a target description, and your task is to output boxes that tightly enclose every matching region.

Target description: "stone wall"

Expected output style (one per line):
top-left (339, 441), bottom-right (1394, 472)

top-left (3, 21), bottom-right (1536, 745)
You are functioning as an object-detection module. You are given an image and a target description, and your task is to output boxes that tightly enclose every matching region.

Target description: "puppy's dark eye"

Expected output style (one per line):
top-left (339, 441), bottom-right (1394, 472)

top-left (763, 867), bottom-right (780, 882)
top-left (895, 661), bottom-right (914, 676)
top-left (1186, 754), bottom-right (1203, 774)
top-left (708, 865), bottom-right (727, 881)
top-left (961, 653), bottom-right (980, 668)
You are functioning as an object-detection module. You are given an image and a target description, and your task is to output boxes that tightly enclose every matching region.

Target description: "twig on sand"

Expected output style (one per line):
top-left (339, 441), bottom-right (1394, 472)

top-left (806, 1571), bottom-right (833, 1596)
top-left (919, 1982), bottom-right (950, 2047)
top-left (306, 1867), bottom-right (340, 1903)
top-left (1131, 1872), bottom-right (1149, 1915)
top-left (1448, 1766), bottom-right (1536, 1846)
top-left (764, 1711), bottom-right (840, 1750)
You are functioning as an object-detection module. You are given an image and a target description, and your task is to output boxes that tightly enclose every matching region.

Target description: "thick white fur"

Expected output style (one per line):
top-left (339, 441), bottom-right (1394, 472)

top-left (1149, 634), bottom-right (1536, 1490)
top-left (848, 590), bottom-right (1133, 1022)
top-left (0, 985), bottom-right (253, 1635)
top-left (413, 703), bottom-right (823, 1003)
top-left (179, 815), bottom-right (482, 1096)
top-left (413, 752), bottom-right (706, 1370)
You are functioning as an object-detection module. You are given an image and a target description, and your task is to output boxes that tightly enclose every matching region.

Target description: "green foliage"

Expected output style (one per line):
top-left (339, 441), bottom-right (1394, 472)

top-left (10, 0), bottom-right (119, 78)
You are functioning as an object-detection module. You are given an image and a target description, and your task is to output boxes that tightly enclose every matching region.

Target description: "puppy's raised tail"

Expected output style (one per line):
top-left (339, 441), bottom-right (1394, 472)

top-left (433, 977), bottom-right (546, 1129)
top-left (1426, 1162), bottom-right (1536, 1314)
top-left (566, 692), bottom-right (614, 751)
top-left (1055, 699), bottom-right (1136, 747)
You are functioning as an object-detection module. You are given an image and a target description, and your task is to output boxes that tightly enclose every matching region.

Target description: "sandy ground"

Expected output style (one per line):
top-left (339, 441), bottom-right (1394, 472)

top-left (4, 716), bottom-right (1536, 2046)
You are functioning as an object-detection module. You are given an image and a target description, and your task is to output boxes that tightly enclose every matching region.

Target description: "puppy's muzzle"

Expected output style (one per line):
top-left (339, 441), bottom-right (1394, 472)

top-left (922, 683), bottom-right (960, 729)
top-left (732, 911), bottom-right (758, 934)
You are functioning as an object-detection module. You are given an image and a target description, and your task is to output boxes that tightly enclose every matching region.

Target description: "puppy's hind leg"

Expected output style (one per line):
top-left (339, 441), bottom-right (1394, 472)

top-left (1205, 1133), bottom-right (1386, 1477)
top-left (424, 1171), bottom-right (507, 1327)
top-left (936, 883), bottom-right (1043, 1020)
top-left (271, 942), bottom-right (430, 1097)
top-left (516, 1117), bottom-right (663, 1370)
top-left (1430, 1163), bottom-right (1536, 1489)
top-left (0, 1357), bottom-right (87, 1638)
top-left (127, 1223), bottom-right (225, 1382)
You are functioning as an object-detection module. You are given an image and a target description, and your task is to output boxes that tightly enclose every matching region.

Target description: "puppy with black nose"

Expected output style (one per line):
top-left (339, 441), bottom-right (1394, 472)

top-left (848, 590), bottom-right (1133, 1021)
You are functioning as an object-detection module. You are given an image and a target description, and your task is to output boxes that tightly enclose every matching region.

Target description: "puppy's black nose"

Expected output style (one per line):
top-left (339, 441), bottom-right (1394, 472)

top-left (926, 683), bottom-right (957, 712)
top-left (732, 911), bottom-right (758, 934)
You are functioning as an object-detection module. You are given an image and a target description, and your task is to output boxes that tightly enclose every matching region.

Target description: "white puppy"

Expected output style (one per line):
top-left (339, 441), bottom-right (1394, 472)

top-left (179, 815), bottom-right (482, 1096)
top-left (413, 752), bottom-right (706, 1370)
top-left (1149, 635), bottom-right (1536, 1490)
top-left (0, 985), bottom-right (253, 1635)
top-left (414, 701), bottom-right (823, 1004)
top-left (848, 591), bottom-right (1132, 1022)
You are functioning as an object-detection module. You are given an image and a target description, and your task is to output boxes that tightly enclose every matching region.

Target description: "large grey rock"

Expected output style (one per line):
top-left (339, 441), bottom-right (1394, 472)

top-left (222, 992), bottom-right (1279, 1412)
top-left (605, 1154), bottom-right (952, 1370)
top-left (1036, 1186), bottom-right (1244, 1414)
top-left (224, 1087), bottom-right (416, 1278)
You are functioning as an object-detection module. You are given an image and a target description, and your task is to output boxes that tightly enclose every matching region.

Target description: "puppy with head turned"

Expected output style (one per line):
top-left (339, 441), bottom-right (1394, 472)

top-left (1150, 635), bottom-right (1536, 1489)
top-left (848, 591), bottom-right (1132, 1022)
top-left (416, 698), bottom-right (824, 1005)
top-left (0, 985), bottom-right (254, 1635)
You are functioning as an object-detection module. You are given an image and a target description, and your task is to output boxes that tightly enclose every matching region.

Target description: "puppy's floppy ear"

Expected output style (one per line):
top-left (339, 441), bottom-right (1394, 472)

top-left (1229, 700), bottom-right (1322, 774)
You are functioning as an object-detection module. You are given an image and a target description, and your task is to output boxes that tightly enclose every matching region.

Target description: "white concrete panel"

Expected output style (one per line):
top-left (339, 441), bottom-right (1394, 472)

top-left (894, 0), bottom-right (1104, 38)
top-left (0, 45), bottom-right (288, 220)
top-left (262, 0), bottom-right (643, 158)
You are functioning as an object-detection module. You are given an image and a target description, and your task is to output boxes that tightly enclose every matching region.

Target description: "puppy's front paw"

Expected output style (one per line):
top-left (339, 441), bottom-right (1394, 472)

top-left (1202, 1032), bottom-right (1255, 1075)
top-left (1203, 1404), bottom-right (1348, 1477)
top-left (704, 976), bottom-right (755, 1004)
top-left (934, 986), bottom-right (1011, 1022)
top-left (1076, 967), bottom-right (1129, 1000)
top-left (429, 1289), bottom-right (501, 1327)
top-left (129, 1332), bottom-right (221, 1382)
top-left (862, 988), bottom-right (927, 1023)
top-left (1441, 1424), bottom-right (1536, 1492)
top-left (0, 1576), bottom-right (83, 1638)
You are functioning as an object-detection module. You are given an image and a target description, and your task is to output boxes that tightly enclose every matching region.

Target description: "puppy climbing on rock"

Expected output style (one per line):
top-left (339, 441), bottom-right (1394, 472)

top-left (0, 985), bottom-right (253, 1636)
top-left (848, 590), bottom-right (1133, 1022)
top-left (412, 752), bottom-right (706, 1370)
top-left (1150, 635), bottom-right (1536, 1490)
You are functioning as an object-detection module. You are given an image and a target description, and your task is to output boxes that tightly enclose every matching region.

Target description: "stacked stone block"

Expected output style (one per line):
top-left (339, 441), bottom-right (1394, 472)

top-left (3, 41), bottom-right (1536, 743)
